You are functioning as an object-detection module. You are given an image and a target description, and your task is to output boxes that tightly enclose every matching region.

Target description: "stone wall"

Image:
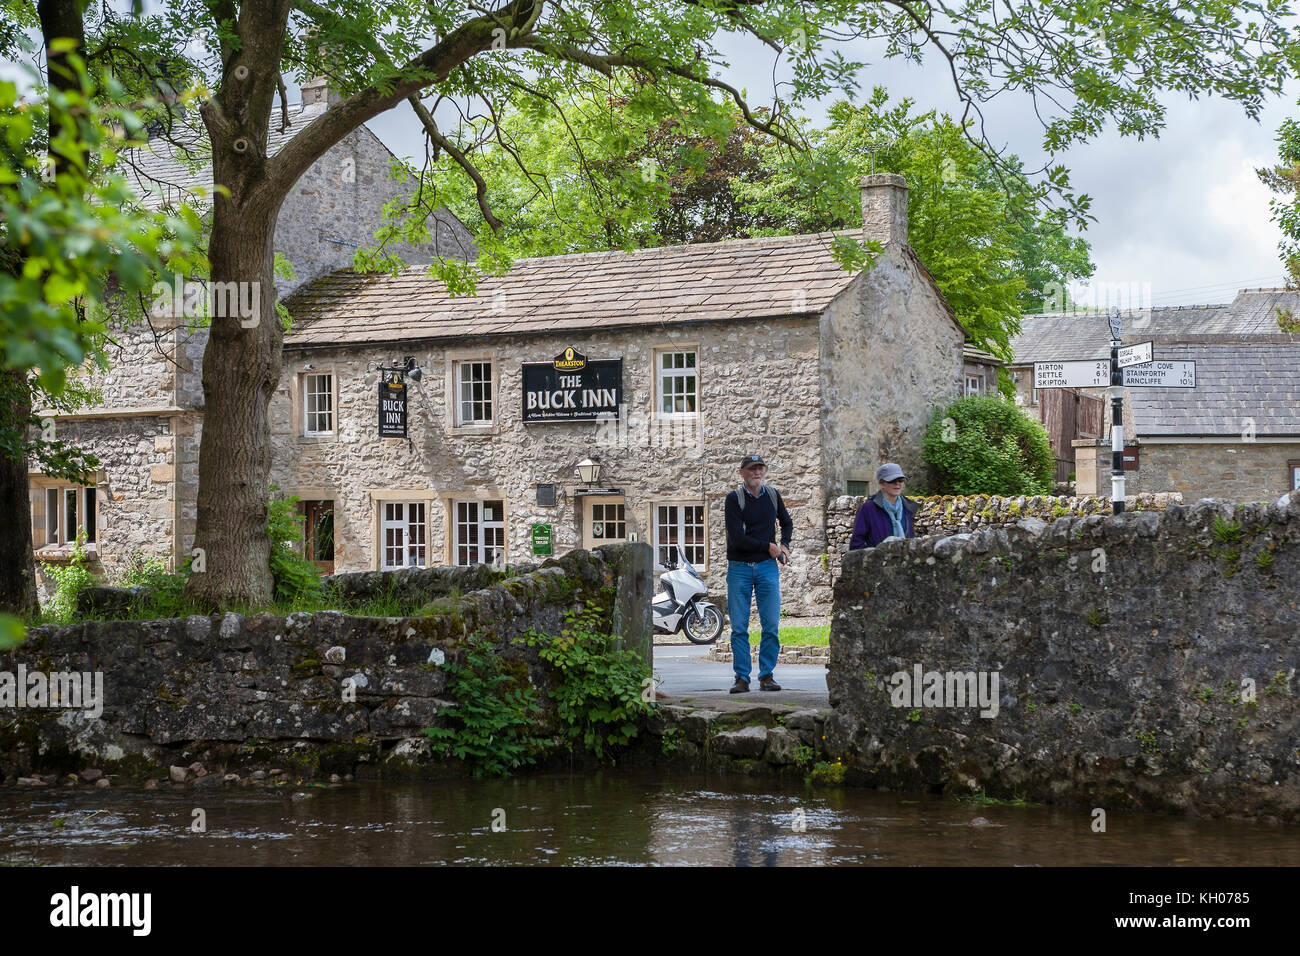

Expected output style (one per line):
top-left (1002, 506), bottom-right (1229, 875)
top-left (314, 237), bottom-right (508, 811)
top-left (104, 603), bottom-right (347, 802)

top-left (272, 316), bottom-right (836, 615)
top-left (819, 243), bottom-right (964, 500)
top-left (824, 490), bottom-right (1300, 822)
top-left (1075, 438), bottom-right (1300, 503)
top-left (824, 491), bottom-right (1184, 580)
top-left (30, 415), bottom-right (178, 603)
top-left (1, 544), bottom-right (651, 785)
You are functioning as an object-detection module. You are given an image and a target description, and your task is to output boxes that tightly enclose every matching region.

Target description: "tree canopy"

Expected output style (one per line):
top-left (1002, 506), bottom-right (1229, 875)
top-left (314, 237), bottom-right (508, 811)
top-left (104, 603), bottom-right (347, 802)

top-left (9, 0), bottom-right (1300, 606)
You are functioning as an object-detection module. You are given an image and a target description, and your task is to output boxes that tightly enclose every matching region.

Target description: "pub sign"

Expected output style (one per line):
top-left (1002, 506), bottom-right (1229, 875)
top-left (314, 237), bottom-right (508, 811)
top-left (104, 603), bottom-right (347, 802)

top-left (522, 347), bottom-right (623, 422)
top-left (378, 373), bottom-right (408, 438)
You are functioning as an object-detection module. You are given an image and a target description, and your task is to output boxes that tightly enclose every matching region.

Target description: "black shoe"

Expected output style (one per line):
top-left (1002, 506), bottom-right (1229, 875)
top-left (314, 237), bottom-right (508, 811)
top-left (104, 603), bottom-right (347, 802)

top-left (759, 675), bottom-right (782, 692)
top-left (729, 678), bottom-right (750, 694)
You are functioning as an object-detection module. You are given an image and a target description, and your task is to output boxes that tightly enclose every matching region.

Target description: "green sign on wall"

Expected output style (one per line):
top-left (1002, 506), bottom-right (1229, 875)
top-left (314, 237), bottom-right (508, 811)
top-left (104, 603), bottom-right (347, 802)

top-left (531, 523), bottom-right (553, 556)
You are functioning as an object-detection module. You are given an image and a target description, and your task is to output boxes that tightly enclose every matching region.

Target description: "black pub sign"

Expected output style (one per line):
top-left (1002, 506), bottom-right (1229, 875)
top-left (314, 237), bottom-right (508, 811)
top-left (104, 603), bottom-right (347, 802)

top-left (522, 347), bottom-right (623, 422)
top-left (378, 373), bottom-right (408, 438)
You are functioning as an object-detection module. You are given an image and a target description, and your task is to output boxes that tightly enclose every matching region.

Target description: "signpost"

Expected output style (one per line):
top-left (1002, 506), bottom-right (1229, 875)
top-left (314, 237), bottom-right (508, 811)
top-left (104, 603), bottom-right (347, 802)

top-left (1117, 341), bottom-right (1153, 369)
top-left (1122, 360), bottom-right (1195, 388)
top-left (1033, 309), bottom-right (1197, 514)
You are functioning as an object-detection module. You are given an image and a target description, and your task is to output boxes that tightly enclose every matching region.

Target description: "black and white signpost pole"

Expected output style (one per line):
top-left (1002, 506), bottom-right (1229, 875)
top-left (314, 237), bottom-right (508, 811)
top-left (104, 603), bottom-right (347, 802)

top-left (1107, 308), bottom-right (1125, 515)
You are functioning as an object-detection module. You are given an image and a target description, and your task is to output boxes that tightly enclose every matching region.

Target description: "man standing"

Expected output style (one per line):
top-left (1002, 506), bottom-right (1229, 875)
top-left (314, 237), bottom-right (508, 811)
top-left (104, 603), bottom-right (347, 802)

top-left (724, 454), bottom-right (793, 694)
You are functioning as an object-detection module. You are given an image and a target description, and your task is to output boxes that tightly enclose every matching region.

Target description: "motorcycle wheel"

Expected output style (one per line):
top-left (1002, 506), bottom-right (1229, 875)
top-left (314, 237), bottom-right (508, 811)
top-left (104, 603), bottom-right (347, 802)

top-left (683, 603), bottom-right (725, 645)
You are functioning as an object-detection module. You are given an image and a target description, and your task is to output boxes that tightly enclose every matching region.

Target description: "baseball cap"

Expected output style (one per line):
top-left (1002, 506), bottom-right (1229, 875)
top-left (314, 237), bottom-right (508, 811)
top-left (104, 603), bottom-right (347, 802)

top-left (739, 454), bottom-right (766, 469)
top-left (876, 462), bottom-right (907, 482)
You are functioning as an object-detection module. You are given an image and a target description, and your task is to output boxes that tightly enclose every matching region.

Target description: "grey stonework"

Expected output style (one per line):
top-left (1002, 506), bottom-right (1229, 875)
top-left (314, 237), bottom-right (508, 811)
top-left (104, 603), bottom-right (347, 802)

top-left (824, 491), bottom-right (1186, 584)
top-left (2, 545), bottom-right (648, 782)
top-left (271, 316), bottom-right (839, 615)
top-left (27, 102), bottom-right (476, 598)
top-left (824, 490), bottom-right (1300, 822)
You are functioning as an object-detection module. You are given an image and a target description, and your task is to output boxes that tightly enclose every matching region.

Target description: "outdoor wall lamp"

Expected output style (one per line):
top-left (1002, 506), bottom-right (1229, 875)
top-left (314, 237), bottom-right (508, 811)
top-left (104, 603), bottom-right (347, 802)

top-left (575, 457), bottom-right (601, 486)
top-left (375, 355), bottom-right (423, 382)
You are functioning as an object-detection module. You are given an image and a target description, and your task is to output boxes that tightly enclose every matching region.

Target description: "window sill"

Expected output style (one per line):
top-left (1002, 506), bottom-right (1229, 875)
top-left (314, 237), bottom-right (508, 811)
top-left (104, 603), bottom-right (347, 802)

top-left (298, 433), bottom-right (337, 443)
top-left (451, 423), bottom-right (497, 436)
top-left (35, 545), bottom-right (99, 563)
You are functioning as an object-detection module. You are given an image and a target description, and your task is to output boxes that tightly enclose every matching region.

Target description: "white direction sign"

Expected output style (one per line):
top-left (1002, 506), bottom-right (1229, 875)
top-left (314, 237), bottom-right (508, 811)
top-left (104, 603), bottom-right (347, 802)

top-left (1034, 360), bottom-right (1110, 389)
top-left (1123, 360), bottom-right (1196, 388)
top-left (1117, 341), bottom-right (1153, 369)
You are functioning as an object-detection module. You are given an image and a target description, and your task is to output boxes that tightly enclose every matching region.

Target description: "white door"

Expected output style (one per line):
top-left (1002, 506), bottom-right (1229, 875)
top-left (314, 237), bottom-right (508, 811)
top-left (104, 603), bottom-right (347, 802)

top-left (381, 501), bottom-right (426, 569)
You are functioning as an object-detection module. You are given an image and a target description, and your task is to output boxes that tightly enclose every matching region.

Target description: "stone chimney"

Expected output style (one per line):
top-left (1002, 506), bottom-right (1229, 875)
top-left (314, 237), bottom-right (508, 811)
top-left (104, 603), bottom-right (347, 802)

top-left (300, 76), bottom-right (342, 108)
top-left (860, 173), bottom-right (909, 246)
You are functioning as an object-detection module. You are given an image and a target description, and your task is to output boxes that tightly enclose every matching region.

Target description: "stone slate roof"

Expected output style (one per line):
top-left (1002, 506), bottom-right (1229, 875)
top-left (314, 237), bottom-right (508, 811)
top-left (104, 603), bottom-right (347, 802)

top-left (1011, 289), bottom-right (1300, 363)
top-left (120, 100), bottom-right (327, 209)
top-left (1132, 340), bottom-right (1300, 437)
top-left (281, 229), bottom-right (930, 346)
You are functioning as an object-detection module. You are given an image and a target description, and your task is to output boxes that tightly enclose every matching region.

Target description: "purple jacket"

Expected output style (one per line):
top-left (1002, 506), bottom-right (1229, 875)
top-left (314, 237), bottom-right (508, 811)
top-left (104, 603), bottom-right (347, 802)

top-left (849, 493), bottom-right (918, 549)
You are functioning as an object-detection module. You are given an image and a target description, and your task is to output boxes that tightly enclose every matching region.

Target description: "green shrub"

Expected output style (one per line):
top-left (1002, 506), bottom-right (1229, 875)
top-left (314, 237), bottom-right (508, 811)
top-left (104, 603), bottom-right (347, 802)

top-left (922, 395), bottom-right (1055, 496)
top-left (267, 485), bottom-right (323, 605)
top-left (424, 636), bottom-right (543, 776)
top-left (39, 532), bottom-right (98, 625)
top-left (527, 601), bottom-right (653, 759)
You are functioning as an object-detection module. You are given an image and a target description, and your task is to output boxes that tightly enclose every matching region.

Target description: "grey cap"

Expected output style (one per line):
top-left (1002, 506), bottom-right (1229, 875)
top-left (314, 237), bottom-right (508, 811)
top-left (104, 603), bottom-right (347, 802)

top-left (739, 454), bottom-right (766, 469)
top-left (876, 462), bottom-right (907, 482)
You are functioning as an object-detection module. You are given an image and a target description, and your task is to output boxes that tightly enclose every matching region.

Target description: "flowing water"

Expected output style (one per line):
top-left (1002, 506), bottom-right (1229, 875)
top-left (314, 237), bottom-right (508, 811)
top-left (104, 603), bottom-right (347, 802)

top-left (1, 771), bottom-right (1296, 866)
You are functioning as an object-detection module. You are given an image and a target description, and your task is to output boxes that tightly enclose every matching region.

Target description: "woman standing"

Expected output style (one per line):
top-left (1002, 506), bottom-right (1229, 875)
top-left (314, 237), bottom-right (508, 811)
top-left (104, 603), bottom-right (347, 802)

top-left (849, 463), bottom-right (919, 549)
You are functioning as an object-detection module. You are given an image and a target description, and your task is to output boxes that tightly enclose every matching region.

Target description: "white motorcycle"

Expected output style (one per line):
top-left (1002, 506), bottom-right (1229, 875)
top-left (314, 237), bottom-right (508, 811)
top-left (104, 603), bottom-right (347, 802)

top-left (652, 546), bottom-right (726, 644)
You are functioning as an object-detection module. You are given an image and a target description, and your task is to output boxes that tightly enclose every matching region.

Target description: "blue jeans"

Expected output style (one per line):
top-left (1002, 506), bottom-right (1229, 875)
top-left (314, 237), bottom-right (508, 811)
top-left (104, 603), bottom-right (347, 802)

top-left (726, 558), bottom-right (780, 682)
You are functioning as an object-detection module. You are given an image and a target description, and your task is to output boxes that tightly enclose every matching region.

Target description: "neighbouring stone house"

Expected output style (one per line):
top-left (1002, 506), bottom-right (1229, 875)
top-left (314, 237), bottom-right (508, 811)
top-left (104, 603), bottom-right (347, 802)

top-left (1010, 290), bottom-right (1300, 500)
top-left (27, 80), bottom-right (476, 599)
top-left (267, 173), bottom-right (968, 614)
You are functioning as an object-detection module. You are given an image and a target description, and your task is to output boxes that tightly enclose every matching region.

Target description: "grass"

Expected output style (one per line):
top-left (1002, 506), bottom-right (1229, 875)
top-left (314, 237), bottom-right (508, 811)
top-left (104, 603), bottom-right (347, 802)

top-left (742, 624), bottom-right (831, 646)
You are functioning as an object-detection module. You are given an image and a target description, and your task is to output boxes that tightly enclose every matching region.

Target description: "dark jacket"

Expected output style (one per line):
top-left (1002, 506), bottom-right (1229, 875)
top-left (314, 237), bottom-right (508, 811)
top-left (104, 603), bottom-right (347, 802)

top-left (725, 483), bottom-right (793, 562)
top-left (849, 492), bottom-right (918, 549)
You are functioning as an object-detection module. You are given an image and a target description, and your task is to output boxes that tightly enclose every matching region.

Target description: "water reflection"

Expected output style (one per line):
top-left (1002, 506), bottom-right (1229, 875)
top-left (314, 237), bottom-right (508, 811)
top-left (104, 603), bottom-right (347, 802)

top-left (0, 771), bottom-right (1296, 866)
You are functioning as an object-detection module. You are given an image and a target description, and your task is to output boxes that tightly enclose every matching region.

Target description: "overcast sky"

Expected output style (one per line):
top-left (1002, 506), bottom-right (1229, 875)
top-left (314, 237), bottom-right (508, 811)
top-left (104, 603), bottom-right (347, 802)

top-left (357, 25), bottom-right (1300, 310)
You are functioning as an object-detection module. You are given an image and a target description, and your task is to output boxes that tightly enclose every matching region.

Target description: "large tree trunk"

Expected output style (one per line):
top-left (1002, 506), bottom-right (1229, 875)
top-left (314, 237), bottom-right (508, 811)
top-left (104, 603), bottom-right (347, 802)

top-left (0, 368), bottom-right (39, 616)
top-left (185, 205), bottom-right (284, 608)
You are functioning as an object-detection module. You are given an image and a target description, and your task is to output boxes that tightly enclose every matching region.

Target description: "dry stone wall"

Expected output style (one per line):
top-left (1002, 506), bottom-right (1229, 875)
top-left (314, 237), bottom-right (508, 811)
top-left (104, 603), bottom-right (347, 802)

top-left (825, 492), bottom-right (1185, 579)
top-left (2, 544), bottom-right (651, 786)
top-left (825, 490), bottom-right (1300, 822)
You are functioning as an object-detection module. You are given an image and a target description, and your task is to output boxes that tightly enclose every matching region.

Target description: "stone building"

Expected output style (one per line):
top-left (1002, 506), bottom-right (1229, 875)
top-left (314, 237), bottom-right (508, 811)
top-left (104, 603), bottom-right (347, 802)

top-left (1010, 290), bottom-right (1300, 500)
top-left (270, 174), bottom-right (967, 614)
top-left (27, 83), bottom-right (476, 597)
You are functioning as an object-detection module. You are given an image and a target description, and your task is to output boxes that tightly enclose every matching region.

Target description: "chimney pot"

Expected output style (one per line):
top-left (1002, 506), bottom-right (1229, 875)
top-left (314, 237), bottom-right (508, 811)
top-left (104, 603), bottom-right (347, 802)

top-left (860, 173), bottom-right (909, 246)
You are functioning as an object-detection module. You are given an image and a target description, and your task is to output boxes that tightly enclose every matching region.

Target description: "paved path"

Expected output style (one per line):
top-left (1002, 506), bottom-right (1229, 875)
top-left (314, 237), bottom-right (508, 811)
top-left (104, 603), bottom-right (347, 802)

top-left (653, 645), bottom-right (830, 708)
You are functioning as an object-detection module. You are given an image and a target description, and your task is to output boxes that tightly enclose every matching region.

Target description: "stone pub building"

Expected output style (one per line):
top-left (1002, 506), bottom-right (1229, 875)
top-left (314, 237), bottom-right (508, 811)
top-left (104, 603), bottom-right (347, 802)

top-left (270, 174), bottom-right (967, 614)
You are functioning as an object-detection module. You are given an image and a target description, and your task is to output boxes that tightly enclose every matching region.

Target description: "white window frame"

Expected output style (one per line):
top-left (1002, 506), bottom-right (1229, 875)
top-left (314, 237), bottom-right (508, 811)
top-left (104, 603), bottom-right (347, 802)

top-left (303, 371), bottom-right (334, 436)
top-left (652, 501), bottom-right (707, 571)
top-left (656, 349), bottom-right (698, 418)
top-left (453, 359), bottom-right (495, 426)
top-left (453, 498), bottom-right (506, 566)
top-left (34, 481), bottom-right (97, 550)
top-left (965, 374), bottom-right (983, 396)
top-left (380, 500), bottom-right (427, 570)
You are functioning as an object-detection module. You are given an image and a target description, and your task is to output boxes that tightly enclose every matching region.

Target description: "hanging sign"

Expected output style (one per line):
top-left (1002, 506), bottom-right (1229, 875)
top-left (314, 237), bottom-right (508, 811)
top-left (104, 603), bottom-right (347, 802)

top-left (522, 349), bottom-right (623, 422)
top-left (378, 373), bottom-right (408, 438)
